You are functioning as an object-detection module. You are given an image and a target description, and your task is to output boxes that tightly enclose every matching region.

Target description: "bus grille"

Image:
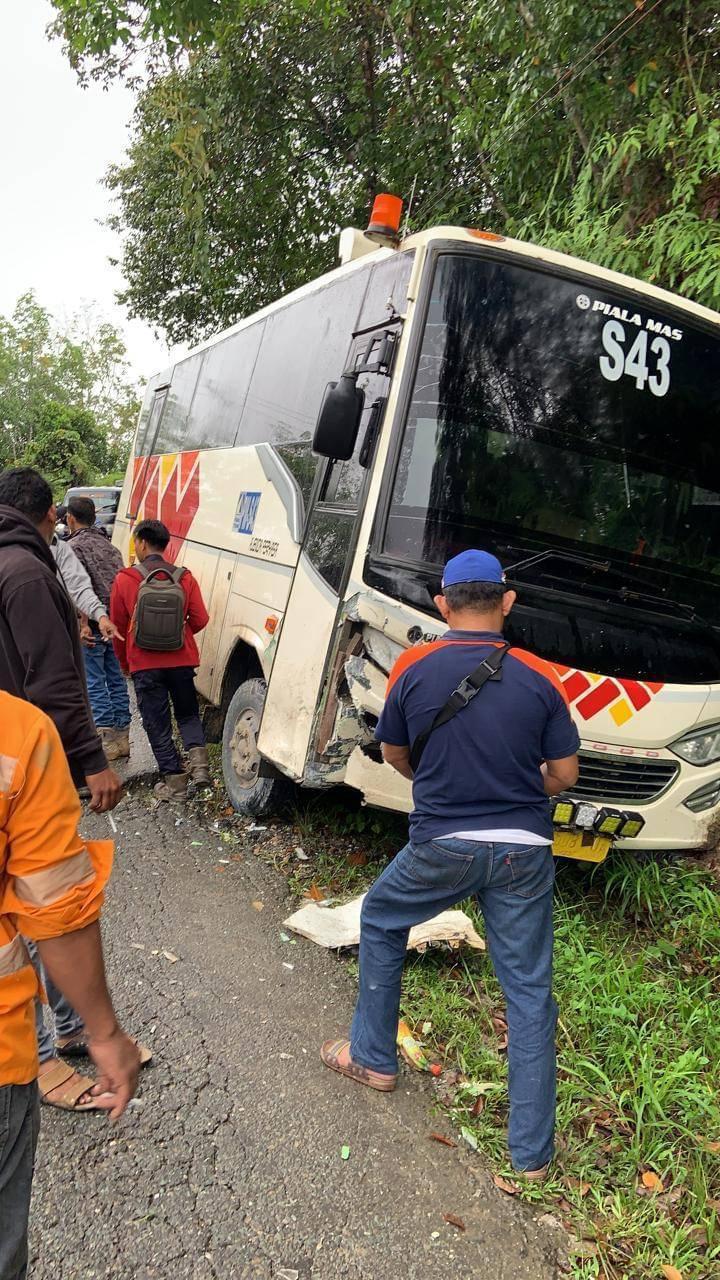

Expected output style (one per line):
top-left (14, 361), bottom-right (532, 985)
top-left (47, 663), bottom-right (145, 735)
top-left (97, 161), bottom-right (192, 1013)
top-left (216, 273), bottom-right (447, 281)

top-left (571, 751), bottom-right (679, 805)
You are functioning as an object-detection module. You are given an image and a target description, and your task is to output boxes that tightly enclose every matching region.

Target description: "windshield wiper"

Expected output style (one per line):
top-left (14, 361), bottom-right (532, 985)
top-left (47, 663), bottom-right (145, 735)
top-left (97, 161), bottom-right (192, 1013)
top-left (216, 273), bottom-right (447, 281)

top-left (508, 551), bottom-right (718, 639)
top-left (614, 584), bottom-right (717, 634)
top-left (506, 549), bottom-right (611, 577)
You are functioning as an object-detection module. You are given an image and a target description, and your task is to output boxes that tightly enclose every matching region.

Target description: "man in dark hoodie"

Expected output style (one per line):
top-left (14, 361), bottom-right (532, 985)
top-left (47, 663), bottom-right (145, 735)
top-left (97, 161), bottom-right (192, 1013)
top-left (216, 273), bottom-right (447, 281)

top-left (0, 468), bottom-right (121, 811)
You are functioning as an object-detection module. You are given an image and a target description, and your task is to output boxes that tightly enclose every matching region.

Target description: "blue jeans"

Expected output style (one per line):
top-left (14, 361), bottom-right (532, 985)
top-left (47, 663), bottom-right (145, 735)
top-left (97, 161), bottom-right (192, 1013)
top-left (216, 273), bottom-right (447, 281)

top-left (83, 637), bottom-right (131, 729)
top-left (27, 941), bottom-right (84, 1065)
top-left (350, 838), bottom-right (557, 1172)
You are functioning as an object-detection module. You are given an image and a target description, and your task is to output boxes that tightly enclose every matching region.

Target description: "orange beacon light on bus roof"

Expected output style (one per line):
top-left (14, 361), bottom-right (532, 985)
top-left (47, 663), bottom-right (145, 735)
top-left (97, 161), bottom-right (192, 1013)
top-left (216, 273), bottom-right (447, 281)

top-left (367, 193), bottom-right (403, 243)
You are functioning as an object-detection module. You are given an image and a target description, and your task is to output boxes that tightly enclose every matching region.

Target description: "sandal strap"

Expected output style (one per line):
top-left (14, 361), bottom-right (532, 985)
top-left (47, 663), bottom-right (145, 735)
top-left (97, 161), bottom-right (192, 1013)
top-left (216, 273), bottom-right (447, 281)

top-left (59, 1074), bottom-right (96, 1107)
top-left (38, 1062), bottom-right (75, 1096)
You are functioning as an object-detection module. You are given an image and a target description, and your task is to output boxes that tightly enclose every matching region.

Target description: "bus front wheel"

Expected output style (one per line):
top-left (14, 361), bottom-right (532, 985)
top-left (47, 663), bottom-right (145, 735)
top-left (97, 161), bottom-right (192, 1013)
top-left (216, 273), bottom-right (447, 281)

top-left (221, 678), bottom-right (293, 816)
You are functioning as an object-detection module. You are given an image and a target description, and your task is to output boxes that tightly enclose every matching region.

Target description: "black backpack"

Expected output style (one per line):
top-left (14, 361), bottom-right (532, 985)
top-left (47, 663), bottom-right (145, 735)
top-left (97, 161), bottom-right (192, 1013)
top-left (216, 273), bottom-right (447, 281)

top-left (133, 561), bottom-right (187, 651)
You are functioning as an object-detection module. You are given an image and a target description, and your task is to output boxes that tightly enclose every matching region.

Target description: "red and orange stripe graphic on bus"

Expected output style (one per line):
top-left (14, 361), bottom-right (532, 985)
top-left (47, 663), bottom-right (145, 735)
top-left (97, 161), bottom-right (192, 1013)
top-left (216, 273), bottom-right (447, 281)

top-left (130, 451), bottom-right (200, 563)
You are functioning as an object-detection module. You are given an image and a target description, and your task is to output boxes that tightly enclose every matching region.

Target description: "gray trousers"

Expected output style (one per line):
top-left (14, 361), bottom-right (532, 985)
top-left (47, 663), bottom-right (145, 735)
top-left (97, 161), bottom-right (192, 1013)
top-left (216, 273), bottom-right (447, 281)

top-left (0, 1083), bottom-right (39, 1280)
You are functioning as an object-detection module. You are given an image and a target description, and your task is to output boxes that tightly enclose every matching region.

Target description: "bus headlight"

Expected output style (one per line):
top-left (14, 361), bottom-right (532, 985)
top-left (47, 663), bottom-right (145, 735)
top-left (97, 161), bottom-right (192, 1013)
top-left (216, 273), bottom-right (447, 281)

top-left (670, 723), bottom-right (720, 766)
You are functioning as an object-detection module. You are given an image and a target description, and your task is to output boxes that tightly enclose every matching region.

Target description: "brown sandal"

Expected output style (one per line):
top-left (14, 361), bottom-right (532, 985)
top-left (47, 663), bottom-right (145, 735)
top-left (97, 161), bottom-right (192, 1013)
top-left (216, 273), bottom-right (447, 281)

top-left (320, 1038), bottom-right (397, 1092)
top-left (55, 1034), bottom-right (153, 1067)
top-left (38, 1061), bottom-right (104, 1112)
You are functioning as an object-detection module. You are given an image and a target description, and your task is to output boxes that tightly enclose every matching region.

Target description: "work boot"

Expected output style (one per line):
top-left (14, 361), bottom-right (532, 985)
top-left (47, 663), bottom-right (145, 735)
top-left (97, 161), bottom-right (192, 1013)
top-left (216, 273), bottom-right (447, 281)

top-left (187, 745), bottom-right (211, 786)
top-left (154, 773), bottom-right (188, 803)
top-left (98, 726), bottom-right (122, 762)
top-left (103, 727), bottom-right (130, 762)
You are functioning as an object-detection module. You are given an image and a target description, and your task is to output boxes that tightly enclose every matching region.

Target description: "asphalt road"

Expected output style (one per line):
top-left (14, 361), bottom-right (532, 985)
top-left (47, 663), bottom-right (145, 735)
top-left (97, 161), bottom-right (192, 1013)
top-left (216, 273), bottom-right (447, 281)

top-left (29, 779), bottom-right (565, 1279)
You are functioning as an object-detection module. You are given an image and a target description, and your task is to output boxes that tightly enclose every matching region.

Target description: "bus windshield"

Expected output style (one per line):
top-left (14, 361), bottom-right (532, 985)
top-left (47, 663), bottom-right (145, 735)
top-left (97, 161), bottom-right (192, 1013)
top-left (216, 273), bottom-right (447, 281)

top-left (380, 251), bottom-right (720, 678)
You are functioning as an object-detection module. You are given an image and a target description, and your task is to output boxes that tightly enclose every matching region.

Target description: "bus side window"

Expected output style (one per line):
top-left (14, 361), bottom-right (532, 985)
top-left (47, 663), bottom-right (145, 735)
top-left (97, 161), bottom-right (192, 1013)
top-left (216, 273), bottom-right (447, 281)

top-left (135, 385), bottom-right (168, 458)
top-left (184, 322), bottom-right (265, 452)
top-left (237, 272), bottom-right (370, 453)
top-left (154, 353), bottom-right (205, 456)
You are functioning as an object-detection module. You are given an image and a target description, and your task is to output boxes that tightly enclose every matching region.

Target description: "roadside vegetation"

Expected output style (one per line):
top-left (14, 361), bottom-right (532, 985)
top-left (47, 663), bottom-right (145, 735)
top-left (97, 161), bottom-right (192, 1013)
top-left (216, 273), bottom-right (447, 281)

top-left (201, 771), bottom-right (720, 1280)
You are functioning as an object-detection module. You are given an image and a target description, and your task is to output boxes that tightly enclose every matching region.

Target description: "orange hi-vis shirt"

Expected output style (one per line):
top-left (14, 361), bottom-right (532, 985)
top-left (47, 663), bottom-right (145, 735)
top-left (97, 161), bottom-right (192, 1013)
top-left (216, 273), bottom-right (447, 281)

top-left (0, 691), bottom-right (113, 1086)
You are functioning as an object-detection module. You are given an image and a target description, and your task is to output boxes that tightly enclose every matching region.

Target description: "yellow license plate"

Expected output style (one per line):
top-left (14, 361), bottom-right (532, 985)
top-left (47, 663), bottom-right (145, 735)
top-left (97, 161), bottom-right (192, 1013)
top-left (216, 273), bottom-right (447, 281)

top-left (552, 830), bottom-right (611, 863)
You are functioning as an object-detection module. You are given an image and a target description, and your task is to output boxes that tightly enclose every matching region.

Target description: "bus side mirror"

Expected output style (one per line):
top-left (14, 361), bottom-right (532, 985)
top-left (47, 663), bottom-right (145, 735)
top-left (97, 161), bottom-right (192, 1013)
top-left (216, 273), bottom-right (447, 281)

top-left (313, 375), bottom-right (365, 460)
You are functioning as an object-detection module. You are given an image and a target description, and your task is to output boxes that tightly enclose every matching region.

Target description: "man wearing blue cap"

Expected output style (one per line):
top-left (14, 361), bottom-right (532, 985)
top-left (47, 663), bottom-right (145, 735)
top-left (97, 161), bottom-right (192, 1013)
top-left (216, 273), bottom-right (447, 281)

top-left (322, 549), bottom-right (580, 1178)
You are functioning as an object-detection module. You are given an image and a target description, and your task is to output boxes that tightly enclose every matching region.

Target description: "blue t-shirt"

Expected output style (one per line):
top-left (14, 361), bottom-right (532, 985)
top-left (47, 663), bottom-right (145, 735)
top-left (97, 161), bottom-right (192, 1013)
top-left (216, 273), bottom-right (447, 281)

top-left (376, 630), bottom-right (580, 844)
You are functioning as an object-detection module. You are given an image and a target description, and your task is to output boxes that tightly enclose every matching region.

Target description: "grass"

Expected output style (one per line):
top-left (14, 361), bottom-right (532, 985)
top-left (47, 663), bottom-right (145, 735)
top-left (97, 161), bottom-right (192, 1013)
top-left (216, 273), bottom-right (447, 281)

top-left (280, 794), bottom-right (720, 1280)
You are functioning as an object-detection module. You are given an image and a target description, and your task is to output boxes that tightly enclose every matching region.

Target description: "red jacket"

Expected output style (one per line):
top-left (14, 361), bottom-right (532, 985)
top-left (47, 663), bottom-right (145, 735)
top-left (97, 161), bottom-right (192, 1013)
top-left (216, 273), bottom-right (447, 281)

top-left (110, 556), bottom-right (210, 674)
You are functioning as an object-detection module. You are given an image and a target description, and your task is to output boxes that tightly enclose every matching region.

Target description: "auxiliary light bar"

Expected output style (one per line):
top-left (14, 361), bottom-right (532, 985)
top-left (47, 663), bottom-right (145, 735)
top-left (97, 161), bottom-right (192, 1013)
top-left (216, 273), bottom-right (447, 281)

top-left (550, 799), bottom-right (645, 840)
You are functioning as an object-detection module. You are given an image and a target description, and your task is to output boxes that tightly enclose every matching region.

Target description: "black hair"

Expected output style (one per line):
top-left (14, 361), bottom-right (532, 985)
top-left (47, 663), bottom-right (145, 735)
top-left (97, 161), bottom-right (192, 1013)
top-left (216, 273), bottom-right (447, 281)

top-left (68, 496), bottom-right (96, 526)
top-left (0, 467), bottom-right (53, 522)
top-left (442, 581), bottom-right (506, 611)
top-left (134, 518), bottom-right (170, 551)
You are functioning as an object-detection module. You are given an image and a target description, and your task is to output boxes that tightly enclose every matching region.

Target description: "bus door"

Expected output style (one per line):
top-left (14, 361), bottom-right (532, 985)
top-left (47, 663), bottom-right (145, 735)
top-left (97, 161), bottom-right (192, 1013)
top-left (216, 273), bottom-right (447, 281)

top-left (258, 329), bottom-right (398, 782)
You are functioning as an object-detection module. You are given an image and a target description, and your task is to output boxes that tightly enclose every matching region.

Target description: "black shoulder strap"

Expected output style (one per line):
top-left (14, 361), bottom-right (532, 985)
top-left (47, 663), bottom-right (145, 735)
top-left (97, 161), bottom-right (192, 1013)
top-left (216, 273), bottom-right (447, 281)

top-left (409, 643), bottom-right (511, 772)
top-left (137, 560), bottom-right (185, 584)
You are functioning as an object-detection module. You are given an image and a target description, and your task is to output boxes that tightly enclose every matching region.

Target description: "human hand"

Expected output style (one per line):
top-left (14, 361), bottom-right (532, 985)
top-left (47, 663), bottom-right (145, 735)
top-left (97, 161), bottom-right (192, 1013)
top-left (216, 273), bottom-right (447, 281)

top-left (88, 1026), bottom-right (141, 1120)
top-left (85, 766), bottom-right (123, 812)
top-left (79, 619), bottom-right (95, 647)
top-left (98, 615), bottom-right (124, 642)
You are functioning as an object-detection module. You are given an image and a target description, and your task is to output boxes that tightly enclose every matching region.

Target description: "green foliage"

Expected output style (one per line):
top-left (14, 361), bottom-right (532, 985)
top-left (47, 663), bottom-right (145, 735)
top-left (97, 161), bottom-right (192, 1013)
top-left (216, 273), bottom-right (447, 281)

top-left (0, 292), bottom-right (140, 494)
top-left (325, 842), bottom-right (720, 1279)
top-left (25, 428), bottom-right (92, 493)
top-left (50, 0), bottom-right (720, 343)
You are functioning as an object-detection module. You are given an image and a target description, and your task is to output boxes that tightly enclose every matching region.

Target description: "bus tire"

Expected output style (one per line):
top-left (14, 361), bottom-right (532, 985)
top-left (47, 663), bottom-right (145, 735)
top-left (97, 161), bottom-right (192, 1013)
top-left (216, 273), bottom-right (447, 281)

top-left (221, 678), bottom-right (293, 816)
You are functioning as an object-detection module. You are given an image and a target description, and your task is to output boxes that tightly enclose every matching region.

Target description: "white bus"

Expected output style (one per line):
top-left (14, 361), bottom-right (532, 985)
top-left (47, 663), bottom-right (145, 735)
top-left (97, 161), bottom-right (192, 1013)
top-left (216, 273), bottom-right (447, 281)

top-left (115, 202), bottom-right (720, 861)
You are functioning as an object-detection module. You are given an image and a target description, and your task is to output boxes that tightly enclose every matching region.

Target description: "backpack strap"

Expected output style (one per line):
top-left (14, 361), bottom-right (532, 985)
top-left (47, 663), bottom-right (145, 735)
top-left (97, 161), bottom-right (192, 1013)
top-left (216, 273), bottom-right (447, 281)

top-left (135, 560), bottom-right (186, 584)
top-left (409, 642), bottom-right (511, 772)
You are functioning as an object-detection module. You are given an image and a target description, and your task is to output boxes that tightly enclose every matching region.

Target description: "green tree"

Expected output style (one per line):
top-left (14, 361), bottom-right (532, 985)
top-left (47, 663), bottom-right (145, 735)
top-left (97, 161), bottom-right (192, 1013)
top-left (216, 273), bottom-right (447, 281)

top-left (0, 292), bottom-right (140, 486)
top-left (50, 1), bottom-right (720, 344)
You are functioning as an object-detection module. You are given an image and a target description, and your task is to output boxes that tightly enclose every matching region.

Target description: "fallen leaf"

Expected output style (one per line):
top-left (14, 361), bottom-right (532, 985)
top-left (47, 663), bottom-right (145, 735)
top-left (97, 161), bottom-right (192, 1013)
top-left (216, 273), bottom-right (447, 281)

top-left (641, 1170), bottom-right (664, 1193)
top-left (294, 847), bottom-right (309, 861)
top-left (702, 1140), bottom-right (720, 1152)
top-left (443, 1212), bottom-right (466, 1232)
top-left (660, 1267), bottom-right (683, 1280)
top-left (429, 1132), bottom-right (457, 1148)
top-left (628, 79), bottom-right (638, 95)
top-left (307, 882), bottom-right (325, 903)
top-left (708, 1198), bottom-right (720, 1213)
top-left (251, 900), bottom-right (264, 911)
top-left (214, 866), bottom-right (226, 873)
top-left (471, 1095), bottom-right (486, 1118)
top-left (493, 1174), bottom-right (520, 1195)
top-left (130, 942), bottom-right (145, 950)
top-left (161, 950), bottom-right (179, 963)
top-left (347, 851), bottom-right (368, 866)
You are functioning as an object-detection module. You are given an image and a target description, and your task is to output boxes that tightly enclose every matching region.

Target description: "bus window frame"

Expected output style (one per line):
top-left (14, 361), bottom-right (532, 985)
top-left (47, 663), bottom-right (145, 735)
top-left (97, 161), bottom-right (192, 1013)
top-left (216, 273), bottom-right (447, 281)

top-left (364, 239), bottom-right (720, 611)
